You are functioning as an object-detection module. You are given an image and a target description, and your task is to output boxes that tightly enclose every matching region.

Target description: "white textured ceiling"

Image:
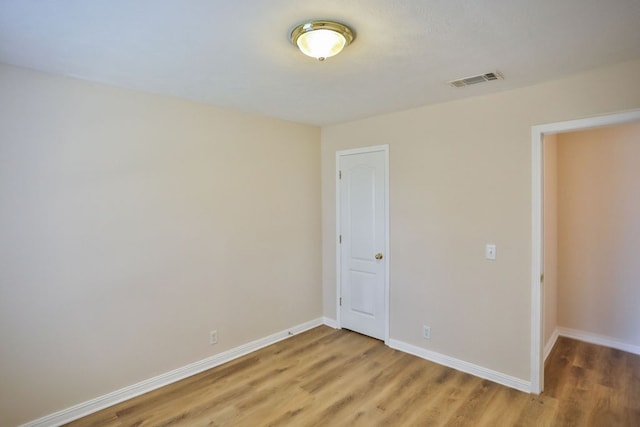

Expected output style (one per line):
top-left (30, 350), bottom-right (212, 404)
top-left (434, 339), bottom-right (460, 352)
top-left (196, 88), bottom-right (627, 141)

top-left (1, 0), bottom-right (639, 125)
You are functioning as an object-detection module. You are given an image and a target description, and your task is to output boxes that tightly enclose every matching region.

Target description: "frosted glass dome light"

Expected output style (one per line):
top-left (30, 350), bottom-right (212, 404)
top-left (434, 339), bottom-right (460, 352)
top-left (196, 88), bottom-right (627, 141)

top-left (290, 21), bottom-right (354, 61)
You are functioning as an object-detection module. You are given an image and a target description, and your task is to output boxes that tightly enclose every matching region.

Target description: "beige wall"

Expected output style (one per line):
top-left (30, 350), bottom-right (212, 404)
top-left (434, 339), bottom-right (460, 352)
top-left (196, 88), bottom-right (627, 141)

top-left (0, 64), bottom-right (321, 426)
top-left (322, 59), bottom-right (640, 381)
top-left (556, 122), bottom-right (640, 346)
top-left (2, 58), bottom-right (640, 425)
top-left (543, 134), bottom-right (558, 349)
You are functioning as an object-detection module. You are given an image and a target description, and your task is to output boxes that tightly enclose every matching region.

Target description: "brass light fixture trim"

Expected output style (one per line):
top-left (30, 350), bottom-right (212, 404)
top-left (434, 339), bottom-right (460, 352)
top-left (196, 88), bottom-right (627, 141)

top-left (290, 20), bottom-right (355, 61)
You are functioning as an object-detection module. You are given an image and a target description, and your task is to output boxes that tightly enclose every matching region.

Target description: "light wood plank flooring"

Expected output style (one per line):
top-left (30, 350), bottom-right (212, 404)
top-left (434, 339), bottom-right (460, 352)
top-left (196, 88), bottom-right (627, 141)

top-left (67, 327), bottom-right (640, 426)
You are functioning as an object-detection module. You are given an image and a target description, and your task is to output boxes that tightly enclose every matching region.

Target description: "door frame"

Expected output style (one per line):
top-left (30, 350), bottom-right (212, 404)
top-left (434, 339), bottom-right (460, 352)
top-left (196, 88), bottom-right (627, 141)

top-left (530, 108), bottom-right (640, 394)
top-left (336, 144), bottom-right (390, 344)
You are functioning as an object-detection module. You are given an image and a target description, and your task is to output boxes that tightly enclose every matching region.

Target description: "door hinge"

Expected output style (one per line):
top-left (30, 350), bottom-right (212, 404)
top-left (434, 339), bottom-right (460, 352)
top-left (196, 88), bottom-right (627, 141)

top-left (339, 297), bottom-right (342, 306)
top-left (338, 170), bottom-right (342, 179)
top-left (339, 235), bottom-right (342, 244)
top-left (540, 274), bottom-right (544, 283)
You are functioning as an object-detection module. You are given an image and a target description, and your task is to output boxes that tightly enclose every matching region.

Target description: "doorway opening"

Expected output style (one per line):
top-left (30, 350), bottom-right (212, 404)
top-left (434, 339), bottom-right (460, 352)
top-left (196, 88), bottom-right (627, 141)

top-left (530, 109), bottom-right (640, 393)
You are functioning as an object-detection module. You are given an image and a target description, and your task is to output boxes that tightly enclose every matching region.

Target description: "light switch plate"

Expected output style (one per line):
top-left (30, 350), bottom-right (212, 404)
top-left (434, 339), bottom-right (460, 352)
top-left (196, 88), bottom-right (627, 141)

top-left (485, 244), bottom-right (496, 260)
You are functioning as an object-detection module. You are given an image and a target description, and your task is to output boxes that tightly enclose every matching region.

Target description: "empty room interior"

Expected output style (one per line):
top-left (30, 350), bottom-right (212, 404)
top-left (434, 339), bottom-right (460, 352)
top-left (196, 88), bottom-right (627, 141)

top-left (1, 1), bottom-right (639, 426)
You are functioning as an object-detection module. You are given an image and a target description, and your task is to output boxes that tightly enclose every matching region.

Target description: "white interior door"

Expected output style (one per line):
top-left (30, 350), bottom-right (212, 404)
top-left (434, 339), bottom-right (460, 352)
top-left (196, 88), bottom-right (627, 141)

top-left (338, 147), bottom-right (388, 341)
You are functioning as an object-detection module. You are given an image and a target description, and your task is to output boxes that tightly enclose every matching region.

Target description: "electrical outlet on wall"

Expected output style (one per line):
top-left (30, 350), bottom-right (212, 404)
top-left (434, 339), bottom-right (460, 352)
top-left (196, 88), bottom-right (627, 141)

top-left (423, 325), bottom-right (431, 340)
top-left (209, 330), bottom-right (218, 345)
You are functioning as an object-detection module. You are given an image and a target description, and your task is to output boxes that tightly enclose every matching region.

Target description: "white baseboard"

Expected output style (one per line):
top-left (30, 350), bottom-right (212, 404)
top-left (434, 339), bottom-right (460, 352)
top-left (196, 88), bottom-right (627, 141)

top-left (22, 318), bottom-right (324, 427)
top-left (557, 327), bottom-right (640, 356)
top-left (544, 328), bottom-right (560, 361)
top-left (322, 317), bottom-right (338, 329)
top-left (388, 339), bottom-right (531, 393)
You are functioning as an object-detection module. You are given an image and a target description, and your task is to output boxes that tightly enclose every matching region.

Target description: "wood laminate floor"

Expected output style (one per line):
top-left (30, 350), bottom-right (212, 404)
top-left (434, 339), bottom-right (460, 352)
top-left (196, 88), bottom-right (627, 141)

top-left (67, 326), bottom-right (640, 426)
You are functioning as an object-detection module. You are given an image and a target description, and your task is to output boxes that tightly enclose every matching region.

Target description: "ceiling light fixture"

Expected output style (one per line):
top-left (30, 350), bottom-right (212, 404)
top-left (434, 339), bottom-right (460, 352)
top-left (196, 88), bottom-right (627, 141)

top-left (290, 20), bottom-right (354, 61)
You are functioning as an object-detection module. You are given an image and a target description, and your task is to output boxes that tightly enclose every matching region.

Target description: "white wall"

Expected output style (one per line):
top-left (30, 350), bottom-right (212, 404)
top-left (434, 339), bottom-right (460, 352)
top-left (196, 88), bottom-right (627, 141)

top-left (0, 64), bottom-right (322, 426)
top-left (543, 134), bottom-right (558, 353)
top-left (321, 59), bottom-right (640, 382)
top-left (557, 122), bottom-right (640, 346)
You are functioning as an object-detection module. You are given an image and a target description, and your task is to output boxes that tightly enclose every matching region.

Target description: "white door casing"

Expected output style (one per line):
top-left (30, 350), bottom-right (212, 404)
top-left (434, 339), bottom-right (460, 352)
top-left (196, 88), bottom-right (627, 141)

top-left (530, 109), bottom-right (640, 394)
top-left (336, 145), bottom-right (389, 342)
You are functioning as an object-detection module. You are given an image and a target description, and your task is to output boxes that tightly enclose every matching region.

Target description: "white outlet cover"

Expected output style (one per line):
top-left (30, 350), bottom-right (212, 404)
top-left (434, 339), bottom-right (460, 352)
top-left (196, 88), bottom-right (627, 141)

top-left (423, 326), bottom-right (431, 339)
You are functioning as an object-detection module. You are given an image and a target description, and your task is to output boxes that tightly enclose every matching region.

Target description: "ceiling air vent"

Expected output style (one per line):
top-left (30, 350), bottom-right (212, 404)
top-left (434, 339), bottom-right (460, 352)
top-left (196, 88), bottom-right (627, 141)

top-left (449, 71), bottom-right (504, 88)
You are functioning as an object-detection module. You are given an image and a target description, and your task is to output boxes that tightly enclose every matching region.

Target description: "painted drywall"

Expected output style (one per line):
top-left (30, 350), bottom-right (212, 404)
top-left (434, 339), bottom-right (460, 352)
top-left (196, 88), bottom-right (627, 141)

top-left (543, 134), bottom-right (558, 351)
top-left (0, 64), bottom-right (321, 426)
top-left (321, 59), bottom-right (640, 381)
top-left (556, 122), bottom-right (640, 347)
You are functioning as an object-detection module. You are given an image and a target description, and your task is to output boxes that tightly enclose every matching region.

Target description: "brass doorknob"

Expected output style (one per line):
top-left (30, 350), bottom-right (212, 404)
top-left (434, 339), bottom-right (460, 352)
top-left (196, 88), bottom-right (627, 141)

top-left (375, 253), bottom-right (383, 260)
